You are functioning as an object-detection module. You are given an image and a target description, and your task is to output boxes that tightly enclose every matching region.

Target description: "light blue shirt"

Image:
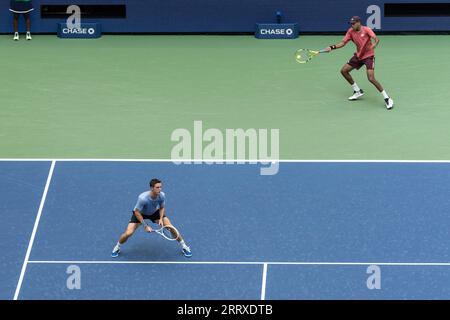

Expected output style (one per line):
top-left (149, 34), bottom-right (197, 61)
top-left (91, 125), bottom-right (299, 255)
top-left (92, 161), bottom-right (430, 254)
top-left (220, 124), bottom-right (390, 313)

top-left (134, 191), bottom-right (165, 215)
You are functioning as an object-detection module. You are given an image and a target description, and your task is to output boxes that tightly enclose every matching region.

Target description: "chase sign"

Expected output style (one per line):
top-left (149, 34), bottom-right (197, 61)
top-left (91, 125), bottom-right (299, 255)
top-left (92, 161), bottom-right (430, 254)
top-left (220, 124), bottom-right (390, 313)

top-left (255, 23), bottom-right (299, 39)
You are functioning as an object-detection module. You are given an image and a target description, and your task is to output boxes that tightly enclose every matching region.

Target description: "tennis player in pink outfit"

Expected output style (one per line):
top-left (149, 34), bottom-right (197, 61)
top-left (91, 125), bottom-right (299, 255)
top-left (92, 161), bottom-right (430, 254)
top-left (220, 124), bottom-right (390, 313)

top-left (325, 16), bottom-right (394, 110)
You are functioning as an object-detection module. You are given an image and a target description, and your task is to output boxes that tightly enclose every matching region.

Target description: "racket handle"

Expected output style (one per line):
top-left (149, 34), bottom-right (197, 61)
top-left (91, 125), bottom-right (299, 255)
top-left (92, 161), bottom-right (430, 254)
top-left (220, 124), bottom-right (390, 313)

top-left (319, 49), bottom-right (328, 53)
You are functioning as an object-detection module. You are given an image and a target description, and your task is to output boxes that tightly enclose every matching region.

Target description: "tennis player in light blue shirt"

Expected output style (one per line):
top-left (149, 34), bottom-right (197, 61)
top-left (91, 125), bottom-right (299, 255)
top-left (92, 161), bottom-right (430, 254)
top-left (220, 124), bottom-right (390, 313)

top-left (134, 190), bottom-right (166, 216)
top-left (111, 178), bottom-right (192, 257)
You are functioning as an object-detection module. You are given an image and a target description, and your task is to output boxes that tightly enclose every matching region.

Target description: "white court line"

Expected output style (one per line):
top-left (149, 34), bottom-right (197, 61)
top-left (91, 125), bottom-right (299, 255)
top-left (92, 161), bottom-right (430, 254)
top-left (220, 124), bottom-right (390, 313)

top-left (1, 158), bottom-right (450, 163)
top-left (27, 260), bottom-right (450, 266)
top-left (261, 263), bottom-right (268, 300)
top-left (14, 161), bottom-right (56, 300)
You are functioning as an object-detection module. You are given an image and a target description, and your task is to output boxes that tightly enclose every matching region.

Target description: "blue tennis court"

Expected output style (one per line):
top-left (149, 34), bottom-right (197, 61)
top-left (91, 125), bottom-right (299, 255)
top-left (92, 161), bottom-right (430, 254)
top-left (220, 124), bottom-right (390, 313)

top-left (1, 160), bottom-right (449, 300)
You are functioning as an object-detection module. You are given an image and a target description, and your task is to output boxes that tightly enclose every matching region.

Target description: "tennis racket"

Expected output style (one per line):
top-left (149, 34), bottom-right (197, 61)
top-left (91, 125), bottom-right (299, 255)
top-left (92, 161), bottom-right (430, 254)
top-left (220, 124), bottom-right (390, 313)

top-left (295, 49), bottom-right (327, 63)
top-left (153, 225), bottom-right (180, 241)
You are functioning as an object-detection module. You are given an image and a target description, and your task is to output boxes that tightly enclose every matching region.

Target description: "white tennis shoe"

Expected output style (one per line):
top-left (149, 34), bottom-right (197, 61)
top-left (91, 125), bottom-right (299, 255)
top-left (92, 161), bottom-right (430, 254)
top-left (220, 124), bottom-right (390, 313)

top-left (13, 32), bottom-right (19, 41)
top-left (111, 245), bottom-right (120, 258)
top-left (348, 89), bottom-right (364, 100)
top-left (26, 32), bottom-right (32, 40)
top-left (385, 98), bottom-right (394, 110)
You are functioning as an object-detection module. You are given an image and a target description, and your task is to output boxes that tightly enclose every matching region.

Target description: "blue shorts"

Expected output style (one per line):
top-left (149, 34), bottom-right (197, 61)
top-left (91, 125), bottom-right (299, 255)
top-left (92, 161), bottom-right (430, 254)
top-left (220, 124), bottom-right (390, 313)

top-left (10, 1), bottom-right (34, 13)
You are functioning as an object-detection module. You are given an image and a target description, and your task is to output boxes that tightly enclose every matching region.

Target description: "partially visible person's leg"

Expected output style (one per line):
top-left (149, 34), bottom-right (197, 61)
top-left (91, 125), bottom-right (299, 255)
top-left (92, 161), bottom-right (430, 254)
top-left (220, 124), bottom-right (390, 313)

top-left (161, 216), bottom-right (183, 241)
top-left (342, 61), bottom-right (364, 101)
top-left (111, 223), bottom-right (140, 257)
top-left (366, 68), bottom-right (384, 92)
top-left (13, 13), bottom-right (19, 32)
top-left (161, 216), bottom-right (192, 257)
top-left (24, 13), bottom-right (30, 32)
top-left (340, 63), bottom-right (356, 85)
top-left (13, 13), bottom-right (19, 40)
top-left (24, 13), bottom-right (32, 39)
top-left (366, 58), bottom-right (394, 109)
top-left (119, 223), bottom-right (140, 244)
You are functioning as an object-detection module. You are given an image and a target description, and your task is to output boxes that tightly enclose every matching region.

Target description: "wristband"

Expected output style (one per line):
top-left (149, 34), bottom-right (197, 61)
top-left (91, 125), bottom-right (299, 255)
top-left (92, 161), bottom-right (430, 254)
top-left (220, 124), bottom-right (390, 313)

top-left (330, 45), bottom-right (337, 50)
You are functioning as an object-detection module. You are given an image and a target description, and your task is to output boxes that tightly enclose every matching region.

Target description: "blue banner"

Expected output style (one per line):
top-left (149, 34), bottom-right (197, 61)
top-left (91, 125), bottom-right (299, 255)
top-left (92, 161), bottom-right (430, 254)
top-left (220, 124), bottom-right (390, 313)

top-left (1, 1), bottom-right (449, 33)
top-left (255, 23), bottom-right (299, 39)
top-left (57, 23), bottom-right (102, 39)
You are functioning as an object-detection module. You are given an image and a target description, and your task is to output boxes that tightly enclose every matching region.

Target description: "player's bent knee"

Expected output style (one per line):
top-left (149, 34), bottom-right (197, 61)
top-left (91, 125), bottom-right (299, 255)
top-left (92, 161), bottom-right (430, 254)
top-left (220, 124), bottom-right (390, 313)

top-left (341, 68), bottom-right (351, 76)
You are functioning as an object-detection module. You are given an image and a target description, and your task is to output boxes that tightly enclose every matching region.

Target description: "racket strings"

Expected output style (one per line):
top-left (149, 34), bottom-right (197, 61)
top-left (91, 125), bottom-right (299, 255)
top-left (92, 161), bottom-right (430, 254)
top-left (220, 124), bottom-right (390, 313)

top-left (296, 50), bottom-right (310, 62)
top-left (295, 49), bottom-right (317, 63)
top-left (162, 226), bottom-right (179, 240)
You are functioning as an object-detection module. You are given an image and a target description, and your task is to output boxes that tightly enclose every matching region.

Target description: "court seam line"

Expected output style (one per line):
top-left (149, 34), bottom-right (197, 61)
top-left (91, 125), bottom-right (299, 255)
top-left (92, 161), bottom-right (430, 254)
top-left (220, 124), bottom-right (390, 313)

top-left (13, 160), bottom-right (56, 300)
top-left (261, 263), bottom-right (268, 300)
top-left (27, 261), bottom-right (450, 266)
top-left (1, 159), bottom-right (450, 163)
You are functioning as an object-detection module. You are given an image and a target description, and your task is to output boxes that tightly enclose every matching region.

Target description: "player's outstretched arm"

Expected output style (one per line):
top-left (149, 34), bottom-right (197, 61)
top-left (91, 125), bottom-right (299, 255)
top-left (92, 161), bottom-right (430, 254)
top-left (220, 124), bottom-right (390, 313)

top-left (325, 41), bottom-right (346, 52)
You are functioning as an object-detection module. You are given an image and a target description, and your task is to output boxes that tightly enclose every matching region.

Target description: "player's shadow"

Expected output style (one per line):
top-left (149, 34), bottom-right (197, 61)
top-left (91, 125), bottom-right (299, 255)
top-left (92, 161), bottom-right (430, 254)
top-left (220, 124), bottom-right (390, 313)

top-left (339, 90), bottom-right (386, 109)
top-left (114, 238), bottom-right (184, 261)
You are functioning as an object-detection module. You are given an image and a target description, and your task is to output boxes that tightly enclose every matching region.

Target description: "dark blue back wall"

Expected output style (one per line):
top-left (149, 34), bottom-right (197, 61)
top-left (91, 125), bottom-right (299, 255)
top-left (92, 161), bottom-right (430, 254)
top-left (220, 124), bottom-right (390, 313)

top-left (1, 0), bottom-right (450, 33)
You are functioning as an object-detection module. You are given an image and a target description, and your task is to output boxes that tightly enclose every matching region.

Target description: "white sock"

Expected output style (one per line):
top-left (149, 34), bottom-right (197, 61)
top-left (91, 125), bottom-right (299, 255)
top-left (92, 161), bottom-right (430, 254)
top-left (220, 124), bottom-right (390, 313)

top-left (381, 90), bottom-right (389, 99)
top-left (179, 240), bottom-right (188, 249)
top-left (115, 242), bottom-right (121, 249)
top-left (351, 83), bottom-right (361, 92)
